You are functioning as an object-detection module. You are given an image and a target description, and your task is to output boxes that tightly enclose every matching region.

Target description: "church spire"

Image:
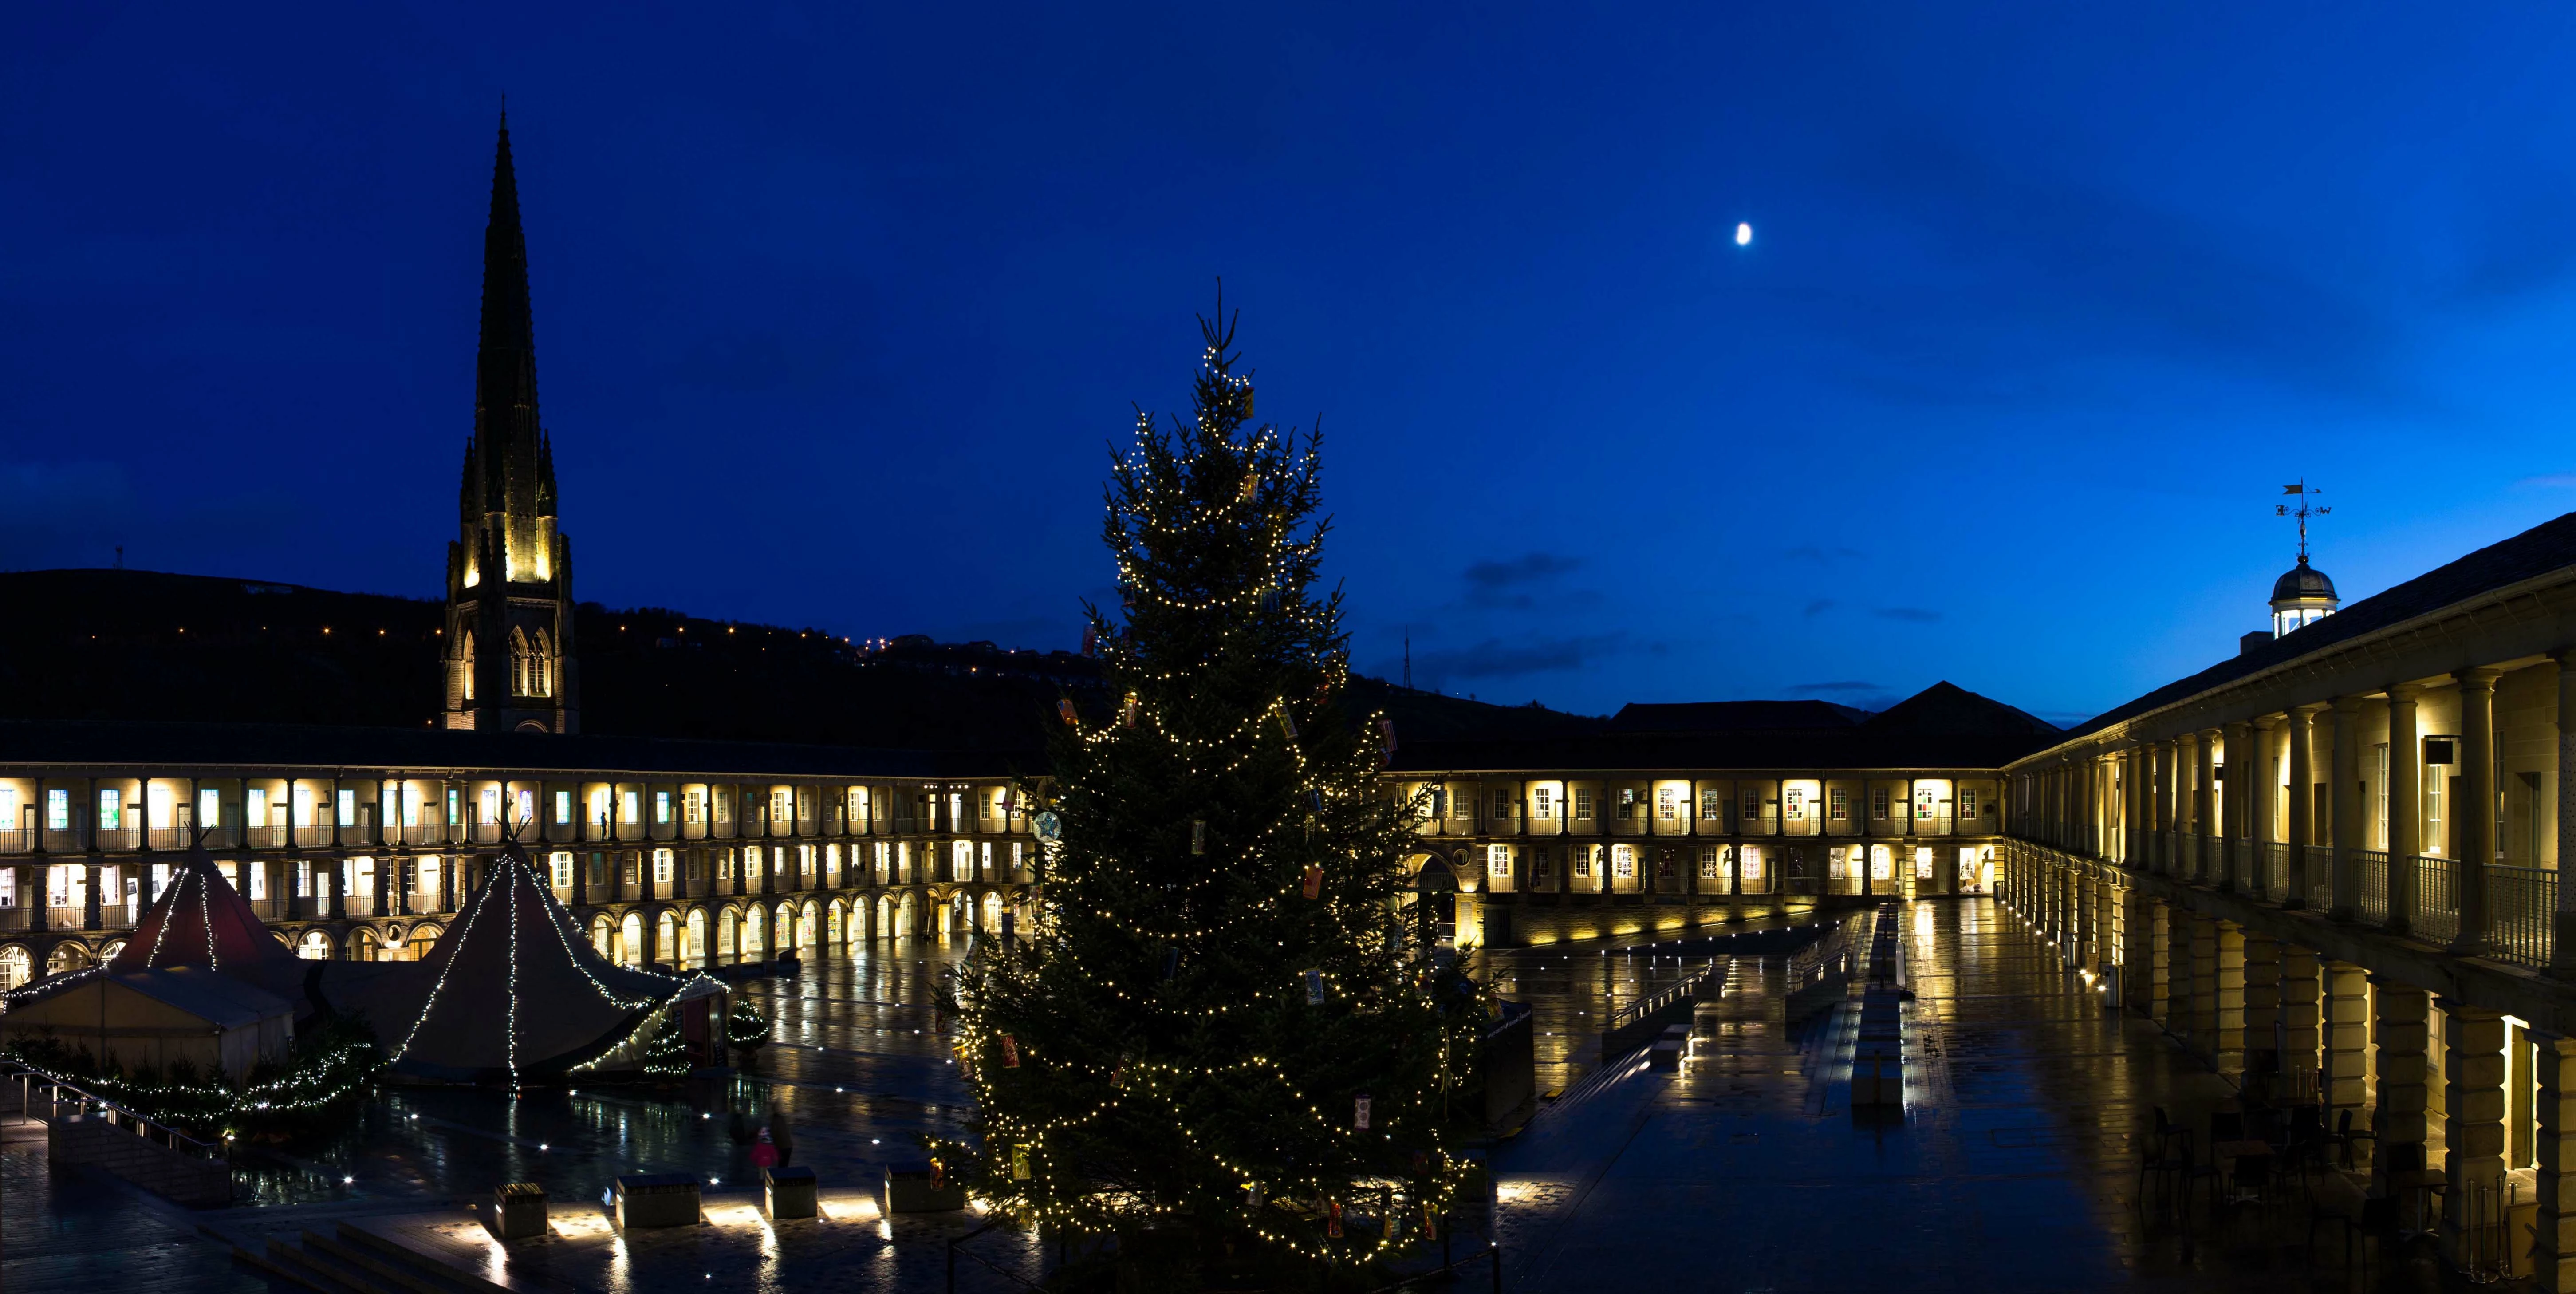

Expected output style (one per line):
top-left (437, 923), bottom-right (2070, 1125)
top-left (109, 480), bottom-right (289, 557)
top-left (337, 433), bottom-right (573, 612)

top-left (469, 113), bottom-right (541, 521)
top-left (445, 112), bottom-right (577, 735)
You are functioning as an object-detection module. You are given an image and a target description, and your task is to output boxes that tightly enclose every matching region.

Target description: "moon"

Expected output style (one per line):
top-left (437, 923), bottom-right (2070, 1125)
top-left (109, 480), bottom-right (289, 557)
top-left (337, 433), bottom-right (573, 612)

top-left (1735, 222), bottom-right (1753, 247)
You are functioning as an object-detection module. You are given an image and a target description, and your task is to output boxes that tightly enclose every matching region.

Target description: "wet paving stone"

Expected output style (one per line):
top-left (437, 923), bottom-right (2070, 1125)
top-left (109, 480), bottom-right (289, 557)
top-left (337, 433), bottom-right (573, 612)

top-left (1485, 897), bottom-right (2493, 1293)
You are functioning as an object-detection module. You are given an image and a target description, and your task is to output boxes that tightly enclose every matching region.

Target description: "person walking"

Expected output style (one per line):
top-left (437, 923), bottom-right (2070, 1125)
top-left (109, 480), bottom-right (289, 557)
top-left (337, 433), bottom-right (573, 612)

top-left (769, 1108), bottom-right (795, 1168)
top-left (750, 1127), bottom-right (778, 1172)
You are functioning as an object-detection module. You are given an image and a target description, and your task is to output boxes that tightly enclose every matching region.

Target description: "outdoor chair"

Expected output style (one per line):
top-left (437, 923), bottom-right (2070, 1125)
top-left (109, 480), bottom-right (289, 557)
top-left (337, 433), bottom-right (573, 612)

top-left (2324, 1108), bottom-right (2375, 1172)
top-left (2137, 1108), bottom-right (2190, 1206)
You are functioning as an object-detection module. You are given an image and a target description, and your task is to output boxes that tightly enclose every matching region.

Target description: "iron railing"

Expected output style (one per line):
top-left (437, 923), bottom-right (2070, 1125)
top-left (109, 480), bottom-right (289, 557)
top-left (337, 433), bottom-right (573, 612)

top-left (3, 1064), bottom-right (226, 1160)
top-left (2412, 855), bottom-right (2460, 947)
top-left (2354, 849), bottom-right (2389, 925)
top-left (2489, 864), bottom-right (2556, 970)
top-left (2303, 845), bottom-right (2334, 908)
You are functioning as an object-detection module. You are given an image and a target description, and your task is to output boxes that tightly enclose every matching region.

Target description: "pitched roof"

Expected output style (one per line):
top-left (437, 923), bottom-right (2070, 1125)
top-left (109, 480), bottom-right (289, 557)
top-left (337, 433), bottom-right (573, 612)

top-left (2054, 511), bottom-right (2576, 746)
top-left (1390, 682), bottom-right (2059, 773)
top-left (107, 966), bottom-right (294, 1028)
top-left (1605, 700), bottom-right (1867, 733)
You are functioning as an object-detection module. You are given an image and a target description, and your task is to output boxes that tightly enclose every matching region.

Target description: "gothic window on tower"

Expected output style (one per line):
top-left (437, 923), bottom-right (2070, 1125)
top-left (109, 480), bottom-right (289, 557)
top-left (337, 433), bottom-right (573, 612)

top-left (460, 633), bottom-right (476, 702)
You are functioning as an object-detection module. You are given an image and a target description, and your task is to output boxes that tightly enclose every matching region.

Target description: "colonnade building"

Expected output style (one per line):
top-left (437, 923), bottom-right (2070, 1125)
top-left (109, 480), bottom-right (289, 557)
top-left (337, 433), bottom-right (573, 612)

top-left (0, 722), bottom-right (1040, 986)
top-left (1390, 682), bottom-right (2059, 947)
top-left (2001, 510), bottom-right (2576, 1286)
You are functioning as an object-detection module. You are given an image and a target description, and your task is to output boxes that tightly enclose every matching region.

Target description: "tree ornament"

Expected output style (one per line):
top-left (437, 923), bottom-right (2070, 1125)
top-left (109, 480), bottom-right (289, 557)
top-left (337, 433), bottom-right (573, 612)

top-left (1276, 710), bottom-right (1298, 740)
top-left (1326, 1198), bottom-right (1343, 1238)
top-left (1122, 693), bottom-right (1138, 727)
top-left (1304, 968), bottom-right (1325, 1005)
top-left (1238, 473), bottom-right (1258, 502)
top-left (1301, 864), bottom-right (1323, 900)
top-left (1081, 623), bottom-right (1097, 657)
top-left (1033, 811), bottom-right (1061, 842)
top-left (1000, 1034), bottom-right (1020, 1068)
top-left (1354, 1093), bottom-right (1371, 1130)
top-left (1012, 1146), bottom-right (1032, 1180)
top-left (1056, 698), bottom-right (1079, 727)
top-left (1190, 821), bottom-right (1207, 855)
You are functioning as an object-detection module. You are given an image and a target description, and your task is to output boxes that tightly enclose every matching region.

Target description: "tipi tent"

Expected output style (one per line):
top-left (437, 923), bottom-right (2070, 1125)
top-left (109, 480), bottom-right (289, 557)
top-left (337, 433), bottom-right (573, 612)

top-left (355, 841), bottom-right (713, 1083)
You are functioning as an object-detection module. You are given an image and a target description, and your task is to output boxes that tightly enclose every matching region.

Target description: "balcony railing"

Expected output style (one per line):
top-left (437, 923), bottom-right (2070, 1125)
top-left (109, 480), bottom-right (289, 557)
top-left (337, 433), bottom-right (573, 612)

top-left (2489, 864), bottom-right (2556, 970)
top-left (2412, 855), bottom-right (2460, 947)
top-left (2354, 849), bottom-right (2390, 926)
top-left (2304, 845), bottom-right (2335, 909)
top-left (0, 829), bottom-right (30, 853)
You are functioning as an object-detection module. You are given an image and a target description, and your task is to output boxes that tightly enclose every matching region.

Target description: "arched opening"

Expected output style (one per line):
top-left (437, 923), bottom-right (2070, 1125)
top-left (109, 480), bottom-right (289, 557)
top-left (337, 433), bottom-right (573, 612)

top-left (798, 900), bottom-right (819, 951)
top-left (875, 895), bottom-right (892, 939)
top-left (97, 938), bottom-right (128, 963)
top-left (0, 944), bottom-right (29, 990)
top-left (45, 942), bottom-right (91, 976)
top-left (656, 911), bottom-right (677, 968)
top-left (1411, 856), bottom-right (1459, 946)
top-left (827, 900), bottom-right (845, 951)
top-left (620, 912), bottom-right (646, 968)
top-left (532, 629), bottom-right (554, 698)
top-left (896, 891), bottom-right (916, 940)
top-left (591, 915), bottom-right (615, 961)
top-left (718, 907), bottom-right (739, 963)
top-left (686, 908), bottom-right (709, 968)
top-left (410, 922), bottom-right (445, 957)
top-left (297, 930), bottom-right (333, 961)
top-left (744, 904), bottom-right (768, 959)
top-left (982, 892), bottom-right (1003, 935)
top-left (351, 928), bottom-right (380, 963)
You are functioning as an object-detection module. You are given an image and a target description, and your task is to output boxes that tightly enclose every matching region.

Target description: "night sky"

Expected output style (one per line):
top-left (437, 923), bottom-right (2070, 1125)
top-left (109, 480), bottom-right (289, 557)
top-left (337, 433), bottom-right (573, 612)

top-left (11, 6), bottom-right (2576, 723)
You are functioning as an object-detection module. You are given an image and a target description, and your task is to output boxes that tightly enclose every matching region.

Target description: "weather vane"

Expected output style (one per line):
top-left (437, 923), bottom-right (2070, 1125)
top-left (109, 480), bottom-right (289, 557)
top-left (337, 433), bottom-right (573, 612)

top-left (2277, 479), bottom-right (2329, 564)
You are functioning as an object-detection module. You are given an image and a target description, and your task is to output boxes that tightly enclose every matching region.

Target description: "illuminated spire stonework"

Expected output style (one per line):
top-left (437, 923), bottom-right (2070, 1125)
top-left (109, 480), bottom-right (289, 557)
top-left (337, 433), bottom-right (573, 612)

top-left (445, 114), bottom-right (579, 734)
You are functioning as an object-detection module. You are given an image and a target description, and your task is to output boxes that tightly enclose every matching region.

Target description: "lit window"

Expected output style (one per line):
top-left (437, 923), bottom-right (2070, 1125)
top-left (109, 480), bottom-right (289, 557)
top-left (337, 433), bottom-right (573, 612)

top-left (98, 789), bottom-right (122, 831)
top-left (1784, 789), bottom-right (1804, 821)
top-left (1698, 847), bottom-right (1718, 879)
top-left (555, 791), bottom-right (572, 824)
top-left (1959, 789), bottom-right (1979, 818)
top-left (1613, 844), bottom-right (1635, 877)
top-left (621, 790), bottom-right (639, 824)
top-left (45, 788), bottom-right (69, 831)
top-left (551, 852), bottom-right (573, 888)
top-left (199, 788), bottom-right (221, 828)
top-left (654, 849), bottom-right (674, 883)
top-left (1488, 843), bottom-right (1512, 876)
top-left (418, 856), bottom-right (440, 896)
top-left (245, 788), bottom-right (267, 828)
top-left (337, 789), bottom-right (355, 827)
top-left (1657, 789), bottom-right (1677, 821)
top-left (656, 791), bottom-right (672, 825)
top-left (1700, 789), bottom-right (1723, 821)
top-left (1573, 846), bottom-right (1592, 877)
top-left (1741, 847), bottom-right (1763, 880)
top-left (1741, 789), bottom-right (1759, 821)
top-left (293, 786), bottom-right (315, 828)
top-left (1829, 788), bottom-right (1850, 821)
top-left (515, 789), bottom-right (536, 828)
top-left (1574, 789), bottom-right (1595, 821)
top-left (1872, 788), bottom-right (1890, 820)
top-left (1493, 791), bottom-right (1514, 819)
top-left (1534, 788), bottom-right (1554, 819)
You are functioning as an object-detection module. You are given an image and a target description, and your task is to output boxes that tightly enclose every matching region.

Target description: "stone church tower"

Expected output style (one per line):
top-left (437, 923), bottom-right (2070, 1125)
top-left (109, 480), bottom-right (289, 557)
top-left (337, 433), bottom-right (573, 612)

top-left (444, 116), bottom-right (578, 734)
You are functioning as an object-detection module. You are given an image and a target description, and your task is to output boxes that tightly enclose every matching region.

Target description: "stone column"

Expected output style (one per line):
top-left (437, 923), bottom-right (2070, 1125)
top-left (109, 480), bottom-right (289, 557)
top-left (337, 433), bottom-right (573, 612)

top-left (2559, 652), bottom-right (2576, 978)
top-left (2331, 695), bottom-right (2363, 922)
top-left (2241, 932), bottom-right (2282, 1075)
top-left (2224, 721), bottom-right (2255, 892)
top-left (2252, 715), bottom-right (2281, 898)
top-left (2279, 944), bottom-right (2320, 1091)
top-left (2188, 910), bottom-right (2219, 1057)
top-left (2389, 682), bottom-right (2423, 937)
top-left (2373, 979), bottom-right (2432, 1196)
top-left (2286, 707), bottom-right (2317, 907)
top-left (2212, 919), bottom-right (2246, 1075)
top-left (2537, 1032), bottom-right (2576, 1293)
top-left (2323, 960), bottom-right (2370, 1116)
top-left (2159, 739), bottom-right (2181, 874)
top-left (2158, 900), bottom-right (2188, 1034)
top-left (2126, 889), bottom-right (2162, 1017)
top-left (2123, 744), bottom-right (2147, 868)
top-left (2442, 1001), bottom-right (2509, 1256)
top-left (2458, 669), bottom-right (2501, 955)
top-left (2195, 730), bottom-right (2218, 883)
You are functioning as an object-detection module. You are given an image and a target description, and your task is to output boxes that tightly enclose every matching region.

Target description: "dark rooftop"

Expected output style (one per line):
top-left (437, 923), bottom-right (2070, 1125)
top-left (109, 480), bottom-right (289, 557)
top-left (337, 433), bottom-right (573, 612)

top-left (2050, 510), bottom-right (2576, 749)
top-left (1604, 699), bottom-right (1867, 733)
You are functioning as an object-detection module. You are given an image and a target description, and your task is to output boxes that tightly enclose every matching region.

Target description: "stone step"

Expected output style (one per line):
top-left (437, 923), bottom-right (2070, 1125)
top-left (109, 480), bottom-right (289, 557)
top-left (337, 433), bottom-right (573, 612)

top-left (334, 1219), bottom-right (517, 1294)
top-left (247, 1233), bottom-right (403, 1294)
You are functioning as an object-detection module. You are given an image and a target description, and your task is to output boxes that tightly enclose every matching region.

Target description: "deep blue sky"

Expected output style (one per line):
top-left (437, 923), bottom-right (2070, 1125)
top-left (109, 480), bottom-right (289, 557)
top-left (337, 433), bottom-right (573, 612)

top-left (10, 5), bottom-right (2576, 722)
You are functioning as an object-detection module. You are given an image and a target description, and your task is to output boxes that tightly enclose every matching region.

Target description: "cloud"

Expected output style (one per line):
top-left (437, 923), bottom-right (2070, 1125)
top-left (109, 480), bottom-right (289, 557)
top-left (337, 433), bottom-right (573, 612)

top-left (1802, 599), bottom-right (1836, 618)
top-left (1785, 545), bottom-right (1865, 563)
top-left (1870, 606), bottom-right (1942, 623)
top-left (1461, 552), bottom-right (1584, 609)
top-left (2518, 473), bottom-right (2576, 489)
top-left (1410, 632), bottom-right (1629, 683)
top-left (1789, 680), bottom-right (1880, 694)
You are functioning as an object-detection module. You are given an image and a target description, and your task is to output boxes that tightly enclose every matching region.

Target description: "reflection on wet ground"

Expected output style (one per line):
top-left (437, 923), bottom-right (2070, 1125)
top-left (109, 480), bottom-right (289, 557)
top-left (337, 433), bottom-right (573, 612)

top-left (1493, 897), bottom-right (2481, 1292)
top-left (230, 942), bottom-right (974, 1206)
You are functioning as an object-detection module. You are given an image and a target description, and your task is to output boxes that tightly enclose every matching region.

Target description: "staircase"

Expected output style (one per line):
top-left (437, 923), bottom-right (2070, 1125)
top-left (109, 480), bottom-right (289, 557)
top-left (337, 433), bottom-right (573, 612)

top-left (230, 1220), bottom-right (510, 1294)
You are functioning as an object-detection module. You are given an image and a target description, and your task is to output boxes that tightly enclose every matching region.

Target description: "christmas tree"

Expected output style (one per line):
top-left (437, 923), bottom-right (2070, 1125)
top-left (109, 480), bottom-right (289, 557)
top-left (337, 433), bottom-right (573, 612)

top-left (941, 303), bottom-right (1485, 1281)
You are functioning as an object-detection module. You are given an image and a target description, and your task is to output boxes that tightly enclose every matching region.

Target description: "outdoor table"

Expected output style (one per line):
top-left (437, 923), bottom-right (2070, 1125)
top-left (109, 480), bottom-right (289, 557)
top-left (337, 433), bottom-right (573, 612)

top-left (2391, 1168), bottom-right (2448, 1241)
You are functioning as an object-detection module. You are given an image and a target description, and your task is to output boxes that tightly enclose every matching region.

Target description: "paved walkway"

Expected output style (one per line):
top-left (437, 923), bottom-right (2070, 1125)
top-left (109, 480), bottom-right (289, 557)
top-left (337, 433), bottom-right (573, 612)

top-left (1490, 896), bottom-right (2497, 1293)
